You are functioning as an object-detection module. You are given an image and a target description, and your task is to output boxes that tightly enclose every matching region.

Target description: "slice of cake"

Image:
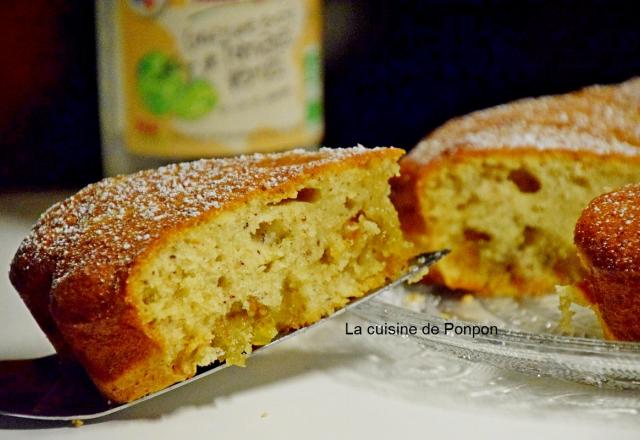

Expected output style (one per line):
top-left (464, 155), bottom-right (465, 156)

top-left (560, 184), bottom-right (640, 341)
top-left (393, 78), bottom-right (640, 296)
top-left (10, 146), bottom-right (414, 403)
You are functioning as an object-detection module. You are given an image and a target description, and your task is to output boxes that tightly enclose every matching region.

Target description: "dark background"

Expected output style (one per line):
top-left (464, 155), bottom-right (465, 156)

top-left (2, 0), bottom-right (640, 189)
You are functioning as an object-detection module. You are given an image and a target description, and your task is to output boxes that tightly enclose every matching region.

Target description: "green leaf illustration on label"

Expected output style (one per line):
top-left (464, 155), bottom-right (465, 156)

top-left (174, 79), bottom-right (218, 120)
top-left (303, 46), bottom-right (322, 125)
top-left (137, 51), bottom-right (217, 119)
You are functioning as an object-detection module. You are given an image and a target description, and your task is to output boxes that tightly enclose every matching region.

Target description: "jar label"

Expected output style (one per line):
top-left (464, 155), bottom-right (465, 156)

top-left (117, 0), bottom-right (323, 157)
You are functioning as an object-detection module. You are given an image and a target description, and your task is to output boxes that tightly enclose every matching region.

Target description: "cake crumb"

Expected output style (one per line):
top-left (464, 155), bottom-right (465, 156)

top-left (407, 266), bottom-right (429, 284)
top-left (71, 419), bottom-right (84, 427)
top-left (461, 294), bottom-right (475, 305)
top-left (403, 291), bottom-right (425, 306)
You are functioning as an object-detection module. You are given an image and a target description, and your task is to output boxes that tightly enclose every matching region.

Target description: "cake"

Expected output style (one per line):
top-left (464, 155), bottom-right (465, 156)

top-left (562, 184), bottom-right (640, 341)
top-left (393, 78), bottom-right (640, 296)
top-left (10, 146), bottom-right (414, 403)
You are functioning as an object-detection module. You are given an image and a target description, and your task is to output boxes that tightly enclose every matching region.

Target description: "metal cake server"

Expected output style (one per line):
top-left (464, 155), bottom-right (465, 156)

top-left (0, 250), bottom-right (448, 421)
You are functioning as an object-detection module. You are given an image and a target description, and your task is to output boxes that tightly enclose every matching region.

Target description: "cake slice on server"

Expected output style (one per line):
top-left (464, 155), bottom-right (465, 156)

top-left (393, 78), bottom-right (640, 296)
top-left (10, 146), bottom-right (416, 403)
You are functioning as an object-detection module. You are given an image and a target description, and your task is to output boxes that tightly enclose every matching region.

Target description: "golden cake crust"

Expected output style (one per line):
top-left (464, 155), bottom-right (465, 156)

top-left (10, 146), bottom-right (404, 402)
top-left (574, 184), bottom-right (640, 340)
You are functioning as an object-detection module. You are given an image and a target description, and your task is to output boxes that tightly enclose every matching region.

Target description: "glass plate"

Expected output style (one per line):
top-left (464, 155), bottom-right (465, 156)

top-left (353, 283), bottom-right (640, 389)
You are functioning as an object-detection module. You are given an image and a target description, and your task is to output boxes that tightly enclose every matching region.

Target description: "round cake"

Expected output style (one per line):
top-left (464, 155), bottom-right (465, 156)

top-left (394, 77), bottom-right (640, 296)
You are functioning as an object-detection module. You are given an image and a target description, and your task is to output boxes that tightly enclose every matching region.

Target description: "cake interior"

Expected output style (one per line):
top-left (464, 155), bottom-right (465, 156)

top-left (413, 151), bottom-right (640, 296)
top-left (128, 159), bottom-right (411, 377)
top-left (556, 284), bottom-right (606, 339)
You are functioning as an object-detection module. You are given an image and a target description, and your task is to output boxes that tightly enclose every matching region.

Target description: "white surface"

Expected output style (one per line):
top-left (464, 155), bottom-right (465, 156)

top-left (1, 192), bottom-right (639, 439)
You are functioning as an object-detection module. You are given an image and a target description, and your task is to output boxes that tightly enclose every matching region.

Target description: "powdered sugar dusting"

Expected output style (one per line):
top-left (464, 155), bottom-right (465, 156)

top-left (409, 78), bottom-right (640, 164)
top-left (576, 184), bottom-right (640, 273)
top-left (13, 146), bottom-right (392, 282)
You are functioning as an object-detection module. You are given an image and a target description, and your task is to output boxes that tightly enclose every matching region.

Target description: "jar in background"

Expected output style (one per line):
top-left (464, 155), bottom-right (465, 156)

top-left (97, 0), bottom-right (323, 176)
